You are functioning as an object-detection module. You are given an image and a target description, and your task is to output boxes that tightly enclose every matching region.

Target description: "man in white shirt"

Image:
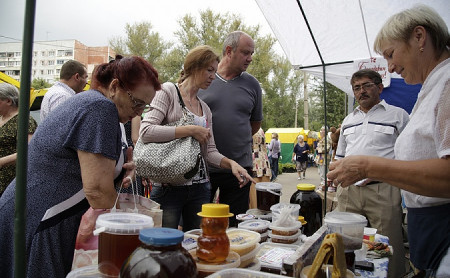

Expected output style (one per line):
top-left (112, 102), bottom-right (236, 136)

top-left (335, 69), bottom-right (409, 278)
top-left (40, 60), bottom-right (88, 121)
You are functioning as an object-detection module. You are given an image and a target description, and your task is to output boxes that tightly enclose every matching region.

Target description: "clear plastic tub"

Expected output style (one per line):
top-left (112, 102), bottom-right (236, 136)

top-left (207, 268), bottom-right (286, 277)
top-left (270, 203), bottom-right (300, 223)
top-left (269, 221), bottom-right (302, 236)
top-left (189, 250), bottom-right (240, 278)
top-left (256, 242), bottom-right (299, 274)
top-left (324, 211), bottom-right (368, 250)
top-left (245, 258), bottom-right (261, 271)
top-left (238, 219), bottom-right (271, 234)
top-left (246, 208), bottom-right (273, 221)
top-left (184, 228), bottom-right (202, 237)
top-left (260, 231), bottom-right (269, 243)
top-left (268, 230), bottom-right (301, 244)
top-left (239, 243), bottom-right (260, 267)
top-left (227, 228), bottom-right (261, 255)
top-left (67, 265), bottom-right (113, 278)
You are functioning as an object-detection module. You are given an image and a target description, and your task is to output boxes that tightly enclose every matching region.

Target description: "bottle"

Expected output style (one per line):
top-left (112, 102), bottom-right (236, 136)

top-left (196, 203), bottom-right (234, 263)
top-left (120, 227), bottom-right (197, 278)
top-left (290, 184), bottom-right (322, 236)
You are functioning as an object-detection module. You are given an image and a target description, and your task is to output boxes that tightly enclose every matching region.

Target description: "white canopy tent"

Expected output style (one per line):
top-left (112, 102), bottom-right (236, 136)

top-left (255, 0), bottom-right (449, 97)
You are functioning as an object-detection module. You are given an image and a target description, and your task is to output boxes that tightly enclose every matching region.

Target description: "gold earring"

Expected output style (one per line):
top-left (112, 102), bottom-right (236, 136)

top-left (419, 47), bottom-right (424, 52)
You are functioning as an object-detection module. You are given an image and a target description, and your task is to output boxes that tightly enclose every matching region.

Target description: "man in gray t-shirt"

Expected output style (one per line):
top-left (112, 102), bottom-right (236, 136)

top-left (198, 31), bottom-right (263, 226)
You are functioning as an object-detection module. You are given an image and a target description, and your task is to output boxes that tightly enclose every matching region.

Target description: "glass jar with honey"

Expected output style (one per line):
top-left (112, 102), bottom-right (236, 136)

top-left (196, 203), bottom-right (234, 263)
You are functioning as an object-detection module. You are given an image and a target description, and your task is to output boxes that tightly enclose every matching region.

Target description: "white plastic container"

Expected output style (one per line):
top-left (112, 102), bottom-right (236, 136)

top-left (269, 221), bottom-right (302, 236)
top-left (246, 208), bottom-right (273, 221)
top-left (268, 230), bottom-right (301, 244)
top-left (227, 228), bottom-right (261, 255)
top-left (270, 203), bottom-right (300, 223)
top-left (190, 250), bottom-right (240, 278)
top-left (256, 242), bottom-right (299, 274)
top-left (239, 243), bottom-right (260, 267)
top-left (324, 211), bottom-right (367, 250)
top-left (238, 219), bottom-right (271, 234)
top-left (207, 268), bottom-right (286, 277)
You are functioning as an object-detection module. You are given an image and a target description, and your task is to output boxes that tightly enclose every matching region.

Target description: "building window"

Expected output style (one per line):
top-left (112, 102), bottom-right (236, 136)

top-left (15, 61), bottom-right (21, 66)
top-left (41, 60), bottom-right (45, 66)
top-left (64, 51), bottom-right (73, 56)
top-left (7, 52), bottom-right (14, 57)
top-left (33, 70), bottom-right (36, 75)
top-left (33, 51), bottom-right (38, 57)
top-left (33, 61), bottom-right (37, 66)
top-left (8, 61), bottom-right (14, 66)
top-left (47, 69), bottom-right (54, 75)
top-left (48, 60), bottom-right (55, 65)
top-left (41, 51), bottom-right (46, 57)
top-left (0, 62), bottom-right (5, 66)
top-left (40, 70), bottom-right (44, 75)
top-left (57, 50), bottom-right (64, 56)
top-left (15, 52), bottom-right (21, 57)
top-left (0, 52), bottom-right (6, 58)
top-left (57, 59), bottom-right (65, 65)
top-left (48, 51), bottom-right (55, 56)
top-left (56, 69), bottom-right (60, 74)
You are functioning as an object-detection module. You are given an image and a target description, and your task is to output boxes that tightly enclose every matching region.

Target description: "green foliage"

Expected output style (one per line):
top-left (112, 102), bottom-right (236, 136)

top-left (279, 162), bottom-right (297, 173)
top-left (31, 78), bottom-right (52, 89)
top-left (109, 9), bottom-right (348, 131)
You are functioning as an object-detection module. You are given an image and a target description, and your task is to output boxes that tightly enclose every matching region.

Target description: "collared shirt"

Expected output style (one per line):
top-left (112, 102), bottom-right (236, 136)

top-left (336, 99), bottom-right (409, 160)
top-left (395, 58), bottom-right (450, 208)
top-left (40, 81), bottom-right (76, 122)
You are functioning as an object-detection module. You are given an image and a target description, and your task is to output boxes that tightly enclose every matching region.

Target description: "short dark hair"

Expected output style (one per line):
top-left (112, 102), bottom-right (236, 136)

top-left (351, 69), bottom-right (382, 85)
top-left (60, 60), bottom-right (86, 80)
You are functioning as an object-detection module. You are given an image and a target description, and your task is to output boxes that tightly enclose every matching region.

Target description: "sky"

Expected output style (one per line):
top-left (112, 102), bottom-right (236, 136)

top-left (0, 0), bottom-right (283, 53)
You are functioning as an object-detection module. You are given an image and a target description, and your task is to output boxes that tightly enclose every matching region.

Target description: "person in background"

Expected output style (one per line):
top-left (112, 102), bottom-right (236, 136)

top-left (0, 55), bottom-right (160, 277)
top-left (268, 132), bottom-right (281, 182)
top-left (40, 59), bottom-right (88, 121)
top-left (334, 69), bottom-right (409, 278)
top-left (315, 126), bottom-right (331, 188)
top-left (139, 45), bottom-right (254, 232)
top-left (198, 31), bottom-right (263, 227)
top-left (0, 83), bottom-right (37, 196)
top-left (328, 5), bottom-right (450, 276)
top-left (292, 134), bottom-right (310, 180)
top-left (250, 128), bottom-right (271, 208)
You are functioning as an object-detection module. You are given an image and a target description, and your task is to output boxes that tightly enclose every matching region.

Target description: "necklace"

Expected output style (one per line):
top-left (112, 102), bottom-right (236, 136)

top-left (182, 91), bottom-right (200, 115)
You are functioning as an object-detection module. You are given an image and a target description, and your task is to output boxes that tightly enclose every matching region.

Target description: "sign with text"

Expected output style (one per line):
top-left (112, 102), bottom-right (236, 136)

top-left (353, 57), bottom-right (391, 88)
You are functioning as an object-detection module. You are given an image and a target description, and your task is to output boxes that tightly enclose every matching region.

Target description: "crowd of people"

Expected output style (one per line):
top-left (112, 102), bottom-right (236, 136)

top-left (0, 4), bottom-right (448, 277)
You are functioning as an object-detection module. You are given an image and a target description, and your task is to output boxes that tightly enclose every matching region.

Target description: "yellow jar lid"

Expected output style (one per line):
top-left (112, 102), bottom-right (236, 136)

top-left (197, 203), bottom-right (234, 218)
top-left (297, 184), bottom-right (316, 191)
top-left (298, 216), bottom-right (307, 225)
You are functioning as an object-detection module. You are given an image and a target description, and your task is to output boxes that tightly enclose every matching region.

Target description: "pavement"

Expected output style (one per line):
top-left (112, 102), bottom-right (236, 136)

top-left (273, 166), bottom-right (322, 203)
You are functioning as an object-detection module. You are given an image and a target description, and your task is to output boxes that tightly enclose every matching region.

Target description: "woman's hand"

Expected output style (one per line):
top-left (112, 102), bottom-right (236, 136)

top-left (327, 156), bottom-right (369, 187)
top-left (229, 161), bottom-right (256, 188)
top-left (189, 125), bottom-right (211, 145)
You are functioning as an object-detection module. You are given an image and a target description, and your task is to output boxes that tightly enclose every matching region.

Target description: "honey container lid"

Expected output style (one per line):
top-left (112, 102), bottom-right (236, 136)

top-left (197, 203), bottom-right (234, 218)
top-left (297, 184), bottom-right (316, 191)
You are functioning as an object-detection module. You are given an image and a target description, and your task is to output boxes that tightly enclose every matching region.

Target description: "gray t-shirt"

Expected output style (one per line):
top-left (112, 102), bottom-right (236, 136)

top-left (198, 72), bottom-right (263, 171)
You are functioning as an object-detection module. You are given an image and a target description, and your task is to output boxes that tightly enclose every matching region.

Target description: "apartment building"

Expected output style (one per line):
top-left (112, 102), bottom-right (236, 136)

top-left (0, 39), bottom-right (115, 83)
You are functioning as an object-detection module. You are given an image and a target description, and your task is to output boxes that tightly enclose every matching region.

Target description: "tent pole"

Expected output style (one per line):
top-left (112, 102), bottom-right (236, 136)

top-left (15, 0), bottom-right (36, 277)
top-left (296, 0), bottom-right (329, 215)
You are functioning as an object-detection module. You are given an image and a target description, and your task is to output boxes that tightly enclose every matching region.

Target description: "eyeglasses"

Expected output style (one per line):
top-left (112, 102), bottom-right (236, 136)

top-left (352, 82), bottom-right (378, 93)
top-left (127, 91), bottom-right (150, 113)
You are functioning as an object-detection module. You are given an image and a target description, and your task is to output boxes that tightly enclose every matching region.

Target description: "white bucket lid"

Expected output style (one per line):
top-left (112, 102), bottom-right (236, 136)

top-left (95, 212), bottom-right (154, 234)
top-left (324, 211), bottom-right (367, 226)
top-left (255, 182), bottom-right (282, 191)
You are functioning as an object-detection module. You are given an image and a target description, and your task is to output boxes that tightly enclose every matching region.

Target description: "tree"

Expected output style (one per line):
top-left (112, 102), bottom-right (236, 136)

top-left (31, 78), bottom-right (52, 89)
top-left (308, 80), bottom-right (347, 130)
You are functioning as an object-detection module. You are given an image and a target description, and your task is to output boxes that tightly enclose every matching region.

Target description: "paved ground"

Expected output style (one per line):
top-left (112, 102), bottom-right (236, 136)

top-left (274, 166), bottom-right (322, 203)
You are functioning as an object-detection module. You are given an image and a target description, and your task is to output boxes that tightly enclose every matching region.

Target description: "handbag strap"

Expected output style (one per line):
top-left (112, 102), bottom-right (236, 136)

top-left (173, 83), bottom-right (187, 109)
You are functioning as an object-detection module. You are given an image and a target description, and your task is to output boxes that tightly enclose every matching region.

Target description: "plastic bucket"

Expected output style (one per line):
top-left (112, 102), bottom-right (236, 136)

top-left (324, 211), bottom-right (367, 250)
top-left (255, 182), bottom-right (282, 211)
top-left (95, 212), bottom-right (154, 276)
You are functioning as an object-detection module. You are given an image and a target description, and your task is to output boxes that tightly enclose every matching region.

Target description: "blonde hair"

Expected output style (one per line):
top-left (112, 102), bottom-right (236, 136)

top-left (178, 45), bottom-right (220, 84)
top-left (374, 5), bottom-right (450, 59)
top-left (272, 132), bottom-right (279, 139)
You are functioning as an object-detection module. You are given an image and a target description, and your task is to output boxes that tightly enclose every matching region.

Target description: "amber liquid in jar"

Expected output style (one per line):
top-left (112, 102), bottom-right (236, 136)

top-left (98, 232), bottom-right (141, 276)
top-left (196, 217), bottom-right (230, 262)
